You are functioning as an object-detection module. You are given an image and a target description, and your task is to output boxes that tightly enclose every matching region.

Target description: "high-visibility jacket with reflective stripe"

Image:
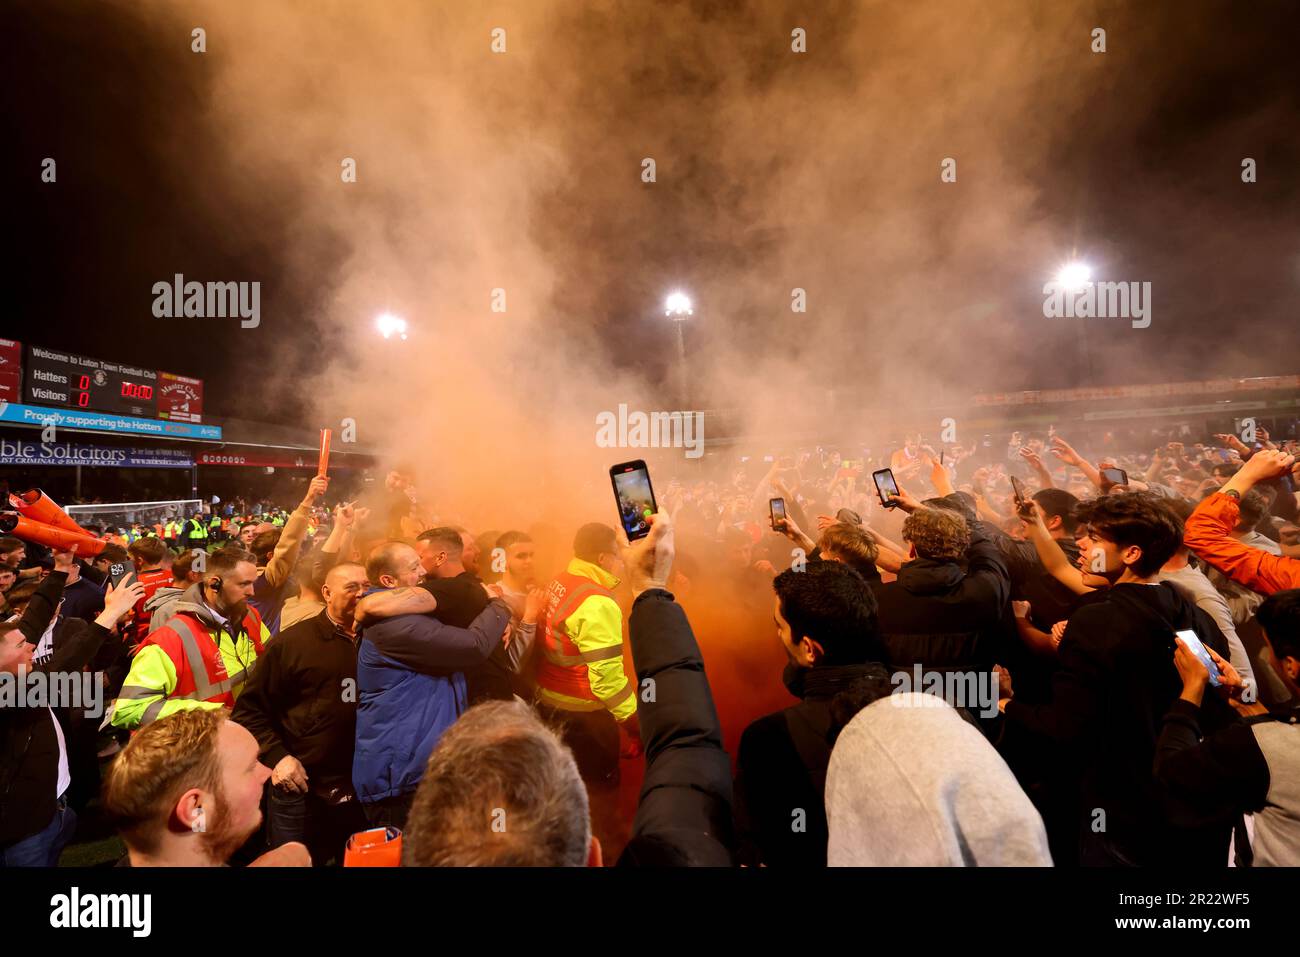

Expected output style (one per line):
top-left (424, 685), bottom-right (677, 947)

top-left (534, 559), bottom-right (636, 722)
top-left (111, 596), bottom-right (270, 729)
top-left (186, 518), bottom-right (209, 540)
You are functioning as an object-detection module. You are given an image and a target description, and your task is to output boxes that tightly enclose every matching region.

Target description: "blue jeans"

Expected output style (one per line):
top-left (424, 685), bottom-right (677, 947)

top-left (0, 800), bottom-right (77, 867)
top-left (268, 787), bottom-right (308, 848)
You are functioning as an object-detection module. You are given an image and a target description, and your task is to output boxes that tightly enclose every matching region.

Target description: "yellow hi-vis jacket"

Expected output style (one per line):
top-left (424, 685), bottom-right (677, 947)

top-left (110, 585), bottom-right (271, 730)
top-left (534, 558), bottom-right (637, 723)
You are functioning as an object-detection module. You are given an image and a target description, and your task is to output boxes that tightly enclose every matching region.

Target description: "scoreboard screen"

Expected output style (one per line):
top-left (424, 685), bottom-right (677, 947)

top-left (24, 346), bottom-right (162, 418)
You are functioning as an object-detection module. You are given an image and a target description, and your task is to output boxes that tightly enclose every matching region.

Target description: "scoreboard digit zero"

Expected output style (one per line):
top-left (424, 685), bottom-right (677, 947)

top-left (24, 346), bottom-right (161, 418)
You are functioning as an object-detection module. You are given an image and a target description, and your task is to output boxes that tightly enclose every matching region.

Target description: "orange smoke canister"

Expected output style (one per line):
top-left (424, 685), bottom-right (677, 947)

top-left (0, 512), bottom-right (107, 558)
top-left (8, 488), bottom-right (91, 536)
top-left (343, 827), bottom-right (402, 867)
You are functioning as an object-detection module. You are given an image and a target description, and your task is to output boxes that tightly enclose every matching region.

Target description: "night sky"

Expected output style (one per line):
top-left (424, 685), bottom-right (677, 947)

top-left (4, 0), bottom-right (1298, 426)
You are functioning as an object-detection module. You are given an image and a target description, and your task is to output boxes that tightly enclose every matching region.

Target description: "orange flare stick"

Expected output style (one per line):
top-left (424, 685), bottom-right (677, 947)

top-left (8, 488), bottom-right (91, 536)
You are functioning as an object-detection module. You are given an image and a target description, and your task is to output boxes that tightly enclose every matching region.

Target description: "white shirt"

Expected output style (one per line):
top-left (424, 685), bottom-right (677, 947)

top-left (50, 709), bottom-right (70, 799)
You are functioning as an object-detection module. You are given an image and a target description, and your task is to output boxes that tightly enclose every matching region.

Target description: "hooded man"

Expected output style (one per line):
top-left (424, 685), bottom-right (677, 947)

top-left (826, 692), bottom-right (1053, 866)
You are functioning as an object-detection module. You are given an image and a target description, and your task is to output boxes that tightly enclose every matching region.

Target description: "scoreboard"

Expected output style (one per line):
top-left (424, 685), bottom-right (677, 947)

top-left (25, 346), bottom-right (160, 417)
top-left (19, 344), bottom-right (203, 422)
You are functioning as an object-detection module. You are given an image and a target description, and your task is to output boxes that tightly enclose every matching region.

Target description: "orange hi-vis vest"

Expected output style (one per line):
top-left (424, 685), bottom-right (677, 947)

top-left (535, 571), bottom-right (621, 705)
top-left (135, 607), bottom-right (267, 708)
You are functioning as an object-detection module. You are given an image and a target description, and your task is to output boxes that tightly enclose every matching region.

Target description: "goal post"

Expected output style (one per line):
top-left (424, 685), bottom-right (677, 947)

top-left (65, 499), bottom-right (204, 532)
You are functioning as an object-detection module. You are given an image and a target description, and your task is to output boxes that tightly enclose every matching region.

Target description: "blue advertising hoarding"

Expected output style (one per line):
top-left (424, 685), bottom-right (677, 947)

top-left (0, 402), bottom-right (221, 440)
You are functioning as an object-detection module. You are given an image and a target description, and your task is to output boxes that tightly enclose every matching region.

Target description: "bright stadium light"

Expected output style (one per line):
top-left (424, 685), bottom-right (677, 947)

top-left (664, 291), bottom-right (693, 318)
top-left (376, 312), bottom-right (408, 340)
top-left (1055, 262), bottom-right (1091, 292)
top-left (663, 291), bottom-right (693, 406)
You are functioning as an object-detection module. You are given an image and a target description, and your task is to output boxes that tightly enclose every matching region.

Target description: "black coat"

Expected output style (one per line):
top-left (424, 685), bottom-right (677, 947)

top-left (617, 589), bottom-right (734, 866)
top-left (231, 610), bottom-right (359, 798)
top-left (732, 662), bottom-right (882, 867)
top-left (870, 520), bottom-right (1011, 673)
top-left (1005, 581), bottom-right (1239, 865)
top-left (1, 572), bottom-right (113, 846)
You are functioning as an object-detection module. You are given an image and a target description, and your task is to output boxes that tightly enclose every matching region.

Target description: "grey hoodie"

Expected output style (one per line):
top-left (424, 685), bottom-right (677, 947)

top-left (825, 692), bottom-right (1053, 866)
top-left (145, 584), bottom-right (186, 636)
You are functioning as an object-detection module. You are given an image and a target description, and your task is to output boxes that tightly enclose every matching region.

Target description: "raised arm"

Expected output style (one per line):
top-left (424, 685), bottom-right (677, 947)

top-left (621, 510), bottom-right (733, 864)
top-left (17, 562), bottom-right (69, 644)
top-left (1019, 447), bottom-right (1055, 490)
top-left (929, 453), bottom-right (955, 497)
top-left (1020, 501), bottom-right (1093, 596)
top-left (1049, 435), bottom-right (1103, 491)
top-left (1184, 451), bottom-right (1300, 595)
top-left (264, 475), bottom-right (328, 589)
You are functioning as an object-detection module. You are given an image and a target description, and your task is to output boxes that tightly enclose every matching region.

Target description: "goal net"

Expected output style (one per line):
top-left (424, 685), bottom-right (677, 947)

top-left (65, 499), bottom-right (203, 533)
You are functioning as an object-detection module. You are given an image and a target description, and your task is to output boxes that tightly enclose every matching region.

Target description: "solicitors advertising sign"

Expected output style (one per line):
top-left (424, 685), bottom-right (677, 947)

top-left (0, 439), bottom-right (194, 469)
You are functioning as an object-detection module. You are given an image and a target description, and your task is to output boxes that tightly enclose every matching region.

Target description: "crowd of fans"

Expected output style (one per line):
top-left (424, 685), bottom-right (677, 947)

top-left (2, 424), bottom-right (1299, 868)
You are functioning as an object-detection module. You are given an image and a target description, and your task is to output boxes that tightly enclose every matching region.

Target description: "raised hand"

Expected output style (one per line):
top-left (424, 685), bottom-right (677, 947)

top-left (1049, 435), bottom-right (1083, 465)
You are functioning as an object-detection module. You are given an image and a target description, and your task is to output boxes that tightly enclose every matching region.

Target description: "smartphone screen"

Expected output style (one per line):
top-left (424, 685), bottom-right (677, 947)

top-left (769, 497), bottom-right (786, 527)
top-left (1175, 629), bottom-right (1222, 687)
top-left (1010, 475), bottom-right (1025, 505)
top-left (610, 460), bottom-right (657, 541)
top-left (1101, 467), bottom-right (1128, 487)
top-left (872, 467), bottom-right (900, 507)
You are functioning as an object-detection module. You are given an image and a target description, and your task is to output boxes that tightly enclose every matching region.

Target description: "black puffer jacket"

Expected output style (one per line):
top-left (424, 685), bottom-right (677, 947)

top-left (870, 520), bottom-right (1011, 673)
top-left (618, 589), bottom-right (734, 866)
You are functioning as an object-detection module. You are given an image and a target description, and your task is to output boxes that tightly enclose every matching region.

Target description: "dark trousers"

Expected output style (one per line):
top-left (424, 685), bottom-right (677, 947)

top-left (268, 787), bottom-right (369, 867)
top-left (536, 704), bottom-right (620, 787)
top-left (536, 703), bottom-right (628, 860)
top-left (361, 791), bottom-right (415, 831)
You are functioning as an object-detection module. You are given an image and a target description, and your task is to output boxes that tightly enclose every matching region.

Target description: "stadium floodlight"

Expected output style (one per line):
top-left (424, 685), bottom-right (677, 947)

top-left (664, 292), bottom-right (693, 319)
top-left (376, 312), bottom-right (408, 340)
top-left (1055, 262), bottom-right (1091, 292)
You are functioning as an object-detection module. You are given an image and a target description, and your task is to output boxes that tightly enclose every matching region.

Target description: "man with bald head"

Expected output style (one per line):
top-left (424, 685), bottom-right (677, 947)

top-left (232, 562), bottom-right (372, 864)
top-left (350, 540), bottom-right (512, 828)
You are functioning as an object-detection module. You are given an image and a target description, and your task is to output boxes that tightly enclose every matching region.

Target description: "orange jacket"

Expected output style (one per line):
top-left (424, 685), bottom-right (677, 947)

top-left (1184, 492), bottom-right (1300, 595)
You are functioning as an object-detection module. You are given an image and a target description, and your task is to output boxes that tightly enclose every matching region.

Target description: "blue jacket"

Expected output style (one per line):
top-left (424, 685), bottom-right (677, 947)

top-left (353, 593), bottom-right (511, 803)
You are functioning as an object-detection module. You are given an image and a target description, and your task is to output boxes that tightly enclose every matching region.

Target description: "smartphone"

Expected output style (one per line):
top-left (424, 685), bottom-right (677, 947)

top-left (108, 560), bottom-right (133, 588)
top-left (1010, 475), bottom-right (1026, 507)
top-left (610, 460), bottom-right (658, 541)
top-left (1100, 467), bottom-right (1128, 487)
top-left (872, 467), bottom-right (900, 508)
top-left (769, 497), bottom-right (786, 529)
top-left (1175, 629), bottom-right (1222, 687)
